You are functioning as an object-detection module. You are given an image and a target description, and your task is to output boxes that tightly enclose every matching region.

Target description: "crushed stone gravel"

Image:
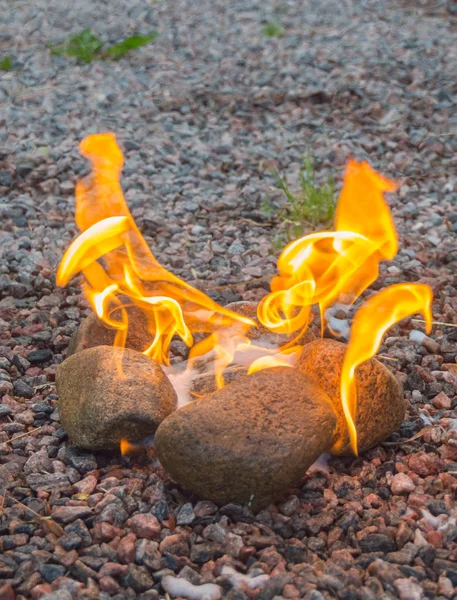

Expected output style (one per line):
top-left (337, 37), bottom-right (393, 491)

top-left (1, 0), bottom-right (457, 598)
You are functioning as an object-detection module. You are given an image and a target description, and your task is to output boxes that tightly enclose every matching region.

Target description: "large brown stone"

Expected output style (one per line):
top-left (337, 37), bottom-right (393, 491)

top-left (155, 367), bottom-right (337, 510)
top-left (67, 307), bottom-right (152, 357)
top-left (296, 339), bottom-right (405, 455)
top-left (56, 346), bottom-right (177, 450)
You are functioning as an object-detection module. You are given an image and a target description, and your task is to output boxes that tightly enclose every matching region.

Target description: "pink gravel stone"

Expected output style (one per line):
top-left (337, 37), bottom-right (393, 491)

top-left (31, 583), bottom-right (52, 598)
top-left (159, 533), bottom-right (190, 556)
top-left (391, 473), bottom-right (415, 495)
top-left (129, 513), bottom-right (161, 540)
top-left (92, 522), bottom-right (124, 543)
top-left (51, 505), bottom-right (93, 524)
top-left (408, 453), bottom-right (441, 477)
top-left (0, 583), bottom-right (15, 600)
top-left (0, 382), bottom-right (13, 396)
top-left (117, 532), bottom-right (136, 564)
top-left (15, 410), bottom-right (35, 425)
top-left (98, 562), bottom-right (128, 579)
top-left (99, 576), bottom-right (122, 595)
top-left (394, 578), bottom-right (424, 600)
top-left (73, 475), bottom-right (98, 495)
top-left (433, 391), bottom-right (452, 409)
top-left (426, 530), bottom-right (443, 548)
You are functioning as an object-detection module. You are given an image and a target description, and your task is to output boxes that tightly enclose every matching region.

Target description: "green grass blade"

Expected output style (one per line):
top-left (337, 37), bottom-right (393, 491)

top-left (262, 20), bottom-right (283, 37)
top-left (49, 29), bottom-right (103, 63)
top-left (268, 155), bottom-right (336, 243)
top-left (0, 56), bottom-right (12, 71)
top-left (105, 33), bottom-right (158, 60)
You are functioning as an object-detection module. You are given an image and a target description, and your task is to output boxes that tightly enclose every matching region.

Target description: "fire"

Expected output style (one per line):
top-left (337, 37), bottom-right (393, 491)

top-left (340, 283), bottom-right (433, 454)
top-left (57, 134), bottom-right (255, 380)
top-left (57, 135), bottom-right (433, 457)
top-left (120, 434), bottom-right (155, 457)
top-left (255, 160), bottom-right (433, 453)
top-left (256, 160), bottom-right (398, 338)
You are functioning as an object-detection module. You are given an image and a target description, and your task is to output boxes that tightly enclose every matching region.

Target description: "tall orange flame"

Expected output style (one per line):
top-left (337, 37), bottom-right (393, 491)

top-left (257, 160), bottom-right (398, 337)
top-left (341, 283), bottom-right (433, 455)
top-left (56, 133), bottom-right (255, 379)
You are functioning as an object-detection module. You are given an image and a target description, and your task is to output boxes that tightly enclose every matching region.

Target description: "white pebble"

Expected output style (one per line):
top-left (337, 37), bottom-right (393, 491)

top-left (409, 330), bottom-right (426, 344)
top-left (308, 453), bottom-right (331, 474)
top-left (221, 566), bottom-right (270, 590)
top-left (162, 576), bottom-right (222, 600)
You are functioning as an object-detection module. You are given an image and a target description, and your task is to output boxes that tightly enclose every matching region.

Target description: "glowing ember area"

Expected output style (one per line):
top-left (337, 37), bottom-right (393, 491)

top-left (57, 133), bottom-right (434, 456)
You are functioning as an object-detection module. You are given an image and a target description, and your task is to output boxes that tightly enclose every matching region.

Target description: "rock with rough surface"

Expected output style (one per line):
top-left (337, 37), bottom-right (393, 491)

top-left (296, 339), bottom-right (405, 455)
top-left (155, 367), bottom-right (337, 510)
top-left (67, 308), bottom-right (152, 357)
top-left (57, 345), bottom-right (177, 450)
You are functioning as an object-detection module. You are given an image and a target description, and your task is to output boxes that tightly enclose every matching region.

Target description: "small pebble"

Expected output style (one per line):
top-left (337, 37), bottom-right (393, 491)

top-left (391, 473), bottom-right (416, 495)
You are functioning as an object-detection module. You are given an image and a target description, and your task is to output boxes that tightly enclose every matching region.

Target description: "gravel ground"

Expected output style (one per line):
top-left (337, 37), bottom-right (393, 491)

top-left (1, 0), bottom-right (457, 598)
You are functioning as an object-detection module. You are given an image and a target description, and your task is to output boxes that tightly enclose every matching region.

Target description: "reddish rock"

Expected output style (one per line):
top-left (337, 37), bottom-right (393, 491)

top-left (117, 532), bottom-right (137, 564)
top-left (408, 453), bottom-right (442, 477)
top-left (159, 533), bottom-right (190, 556)
top-left (51, 505), bottom-right (93, 524)
top-left (391, 473), bottom-right (415, 495)
top-left (433, 391), bottom-right (452, 410)
top-left (0, 382), bottom-right (13, 396)
top-left (31, 584), bottom-right (52, 598)
top-left (426, 530), bottom-right (443, 548)
top-left (53, 545), bottom-right (78, 568)
top-left (92, 522), bottom-right (124, 543)
top-left (129, 513), bottom-right (161, 540)
top-left (440, 443), bottom-right (457, 461)
top-left (99, 576), bottom-right (122, 595)
top-left (0, 584), bottom-right (15, 600)
top-left (73, 475), bottom-right (98, 496)
top-left (283, 584), bottom-right (301, 599)
top-left (98, 563), bottom-right (128, 579)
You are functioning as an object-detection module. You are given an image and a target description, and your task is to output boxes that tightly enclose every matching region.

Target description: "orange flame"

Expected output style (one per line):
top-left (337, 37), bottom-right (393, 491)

top-left (247, 346), bottom-right (299, 374)
top-left (341, 283), bottom-right (433, 455)
top-left (257, 160), bottom-right (398, 337)
top-left (120, 438), bottom-right (138, 456)
top-left (56, 133), bottom-right (255, 379)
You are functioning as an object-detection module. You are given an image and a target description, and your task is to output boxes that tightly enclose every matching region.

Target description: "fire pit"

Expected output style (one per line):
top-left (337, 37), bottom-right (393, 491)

top-left (55, 133), bottom-right (433, 509)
